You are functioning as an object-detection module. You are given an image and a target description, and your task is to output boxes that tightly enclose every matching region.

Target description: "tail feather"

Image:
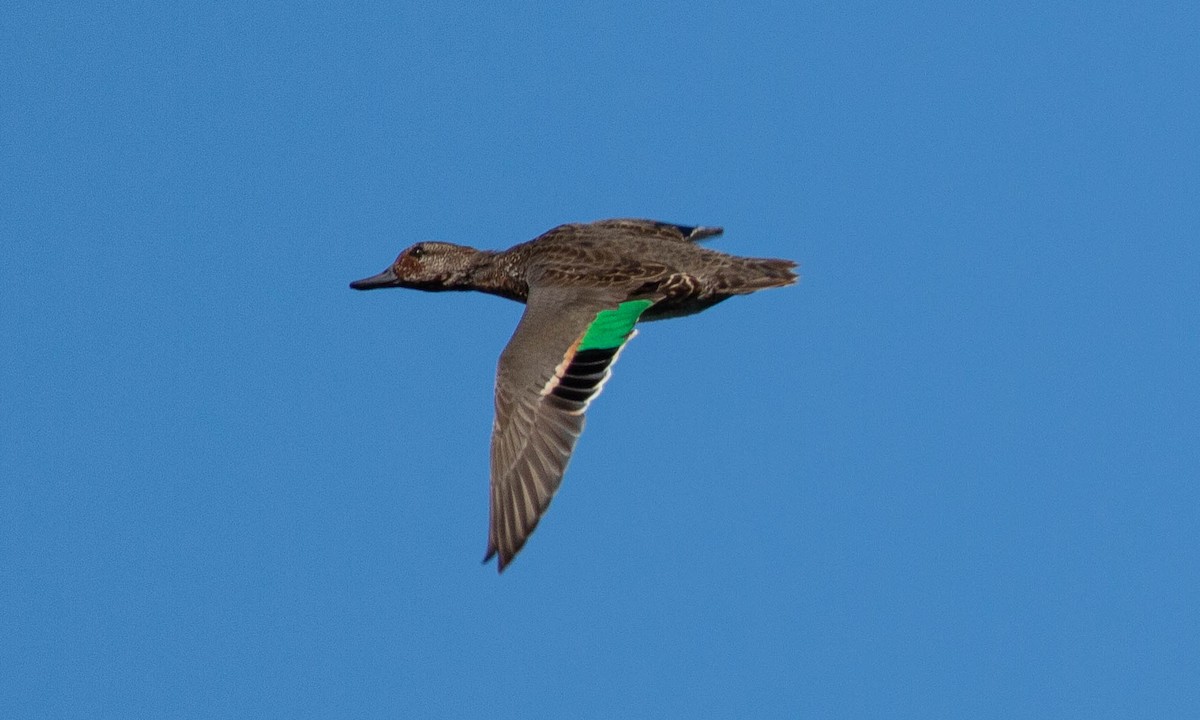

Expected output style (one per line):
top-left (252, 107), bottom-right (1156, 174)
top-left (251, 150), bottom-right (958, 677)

top-left (736, 257), bottom-right (799, 291)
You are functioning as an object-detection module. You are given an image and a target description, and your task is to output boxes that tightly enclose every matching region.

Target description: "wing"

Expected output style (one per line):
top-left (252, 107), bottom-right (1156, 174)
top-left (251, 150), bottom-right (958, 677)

top-left (485, 286), bottom-right (654, 571)
top-left (587, 218), bottom-right (724, 243)
top-left (532, 219), bottom-right (723, 246)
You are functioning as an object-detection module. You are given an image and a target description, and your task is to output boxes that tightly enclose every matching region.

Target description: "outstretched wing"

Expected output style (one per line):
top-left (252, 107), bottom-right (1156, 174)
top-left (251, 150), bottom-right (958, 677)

top-left (485, 286), bottom-right (654, 571)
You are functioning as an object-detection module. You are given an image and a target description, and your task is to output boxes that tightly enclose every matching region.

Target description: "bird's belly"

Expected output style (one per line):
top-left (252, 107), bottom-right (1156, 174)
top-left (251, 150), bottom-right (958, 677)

top-left (638, 295), bottom-right (729, 321)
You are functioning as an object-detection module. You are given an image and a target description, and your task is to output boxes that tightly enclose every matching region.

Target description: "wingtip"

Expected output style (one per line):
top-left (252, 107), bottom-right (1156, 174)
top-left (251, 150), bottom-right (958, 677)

top-left (687, 225), bottom-right (724, 241)
top-left (483, 545), bottom-right (509, 573)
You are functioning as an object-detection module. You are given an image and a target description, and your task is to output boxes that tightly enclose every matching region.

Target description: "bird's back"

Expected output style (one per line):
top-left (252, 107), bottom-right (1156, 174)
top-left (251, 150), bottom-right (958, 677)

top-left (505, 219), bottom-right (796, 312)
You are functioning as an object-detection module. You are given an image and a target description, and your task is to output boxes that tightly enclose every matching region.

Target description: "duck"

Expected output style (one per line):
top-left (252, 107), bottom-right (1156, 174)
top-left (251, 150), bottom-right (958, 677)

top-left (351, 218), bottom-right (798, 571)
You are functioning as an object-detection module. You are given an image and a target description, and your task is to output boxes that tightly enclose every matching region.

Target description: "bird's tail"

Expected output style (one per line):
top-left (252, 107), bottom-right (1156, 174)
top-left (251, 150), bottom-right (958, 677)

top-left (734, 257), bottom-right (799, 292)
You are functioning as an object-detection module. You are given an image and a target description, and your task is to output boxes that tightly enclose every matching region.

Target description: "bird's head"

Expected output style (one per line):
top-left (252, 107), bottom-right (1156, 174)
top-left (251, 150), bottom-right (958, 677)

top-left (350, 242), bottom-right (478, 292)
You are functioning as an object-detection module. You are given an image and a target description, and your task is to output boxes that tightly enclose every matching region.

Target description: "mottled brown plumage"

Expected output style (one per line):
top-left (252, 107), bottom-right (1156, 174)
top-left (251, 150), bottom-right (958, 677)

top-left (351, 218), bottom-right (797, 571)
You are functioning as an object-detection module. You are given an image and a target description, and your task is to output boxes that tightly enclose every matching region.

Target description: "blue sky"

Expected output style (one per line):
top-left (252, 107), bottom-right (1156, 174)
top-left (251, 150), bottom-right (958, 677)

top-left (3, 2), bottom-right (1198, 717)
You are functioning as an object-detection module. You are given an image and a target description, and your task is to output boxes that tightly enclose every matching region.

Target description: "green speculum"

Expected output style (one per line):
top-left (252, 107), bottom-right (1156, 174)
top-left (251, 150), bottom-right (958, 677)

top-left (578, 299), bottom-right (654, 351)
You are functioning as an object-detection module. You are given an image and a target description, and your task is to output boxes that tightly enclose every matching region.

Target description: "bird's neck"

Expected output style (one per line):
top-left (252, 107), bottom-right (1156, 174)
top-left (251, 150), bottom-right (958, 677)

top-left (460, 250), bottom-right (528, 302)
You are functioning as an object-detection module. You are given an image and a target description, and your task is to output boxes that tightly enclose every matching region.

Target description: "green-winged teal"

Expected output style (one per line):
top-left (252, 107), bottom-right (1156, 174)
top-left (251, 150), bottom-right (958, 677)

top-left (351, 218), bottom-right (797, 571)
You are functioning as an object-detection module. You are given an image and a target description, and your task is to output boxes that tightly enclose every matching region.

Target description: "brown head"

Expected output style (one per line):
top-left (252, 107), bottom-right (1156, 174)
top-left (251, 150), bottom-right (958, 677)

top-left (350, 242), bottom-right (482, 292)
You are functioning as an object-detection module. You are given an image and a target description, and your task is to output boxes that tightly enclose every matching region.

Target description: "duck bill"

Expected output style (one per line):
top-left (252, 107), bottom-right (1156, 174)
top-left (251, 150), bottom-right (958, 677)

top-left (350, 267), bottom-right (399, 290)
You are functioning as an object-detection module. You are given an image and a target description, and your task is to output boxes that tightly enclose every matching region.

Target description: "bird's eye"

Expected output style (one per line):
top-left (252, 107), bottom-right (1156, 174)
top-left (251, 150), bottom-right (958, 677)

top-left (411, 245), bottom-right (424, 259)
